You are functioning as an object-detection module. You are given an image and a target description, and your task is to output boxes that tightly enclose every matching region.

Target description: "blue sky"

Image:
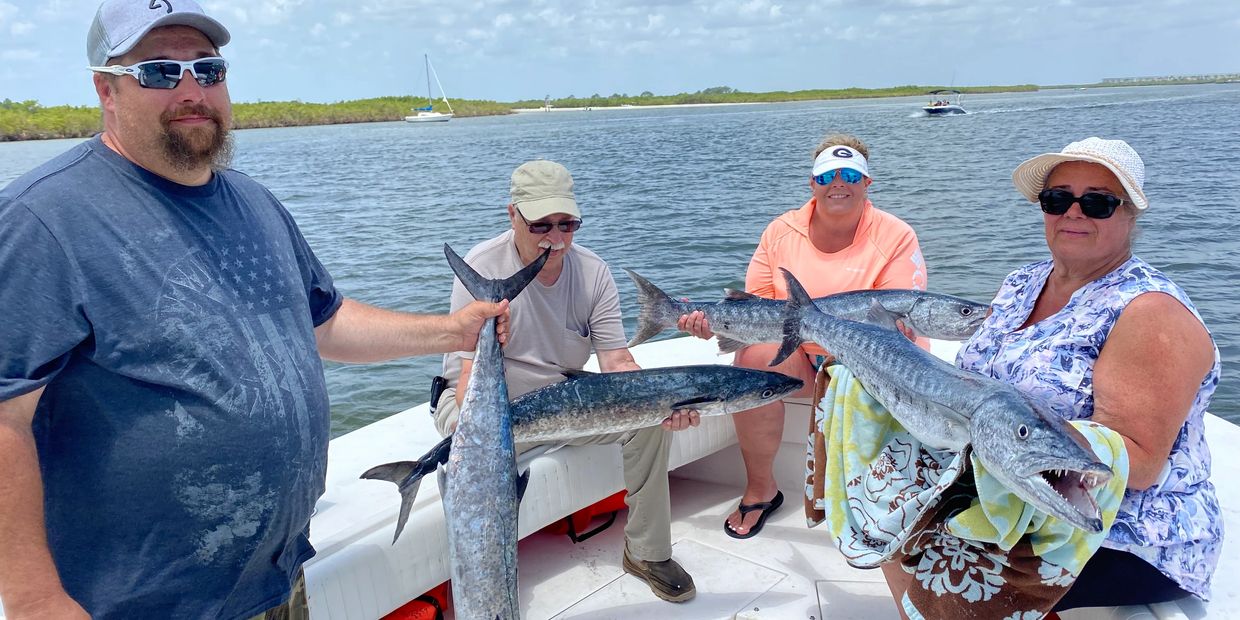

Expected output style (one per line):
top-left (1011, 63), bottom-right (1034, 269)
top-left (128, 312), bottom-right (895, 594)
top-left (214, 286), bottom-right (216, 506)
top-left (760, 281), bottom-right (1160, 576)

top-left (2, 0), bottom-right (1238, 106)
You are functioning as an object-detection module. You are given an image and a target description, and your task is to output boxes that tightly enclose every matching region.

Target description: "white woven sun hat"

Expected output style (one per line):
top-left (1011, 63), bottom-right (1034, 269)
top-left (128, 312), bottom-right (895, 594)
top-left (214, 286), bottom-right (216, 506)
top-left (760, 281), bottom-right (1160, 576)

top-left (1012, 137), bottom-right (1148, 212)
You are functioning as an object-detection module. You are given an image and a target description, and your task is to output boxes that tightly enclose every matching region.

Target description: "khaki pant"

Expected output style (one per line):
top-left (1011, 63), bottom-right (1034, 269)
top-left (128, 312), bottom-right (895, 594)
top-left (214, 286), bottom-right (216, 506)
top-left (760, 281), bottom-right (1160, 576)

top-left (248, 571), bottom-right (308, 620)
top-left (435, 388), bottom-right (674, 562)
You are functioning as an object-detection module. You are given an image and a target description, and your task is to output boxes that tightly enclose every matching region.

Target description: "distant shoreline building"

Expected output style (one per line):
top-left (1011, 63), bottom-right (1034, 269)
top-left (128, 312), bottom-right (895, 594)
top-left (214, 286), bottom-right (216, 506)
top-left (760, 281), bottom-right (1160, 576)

top-left (1101, 73), bottom-right (1240, 84)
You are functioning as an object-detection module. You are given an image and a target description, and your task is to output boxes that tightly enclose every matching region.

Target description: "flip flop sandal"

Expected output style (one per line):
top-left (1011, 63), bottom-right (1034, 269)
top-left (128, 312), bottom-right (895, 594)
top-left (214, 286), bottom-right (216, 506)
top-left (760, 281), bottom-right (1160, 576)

top-left (723, 490), bottom-right (784, 539)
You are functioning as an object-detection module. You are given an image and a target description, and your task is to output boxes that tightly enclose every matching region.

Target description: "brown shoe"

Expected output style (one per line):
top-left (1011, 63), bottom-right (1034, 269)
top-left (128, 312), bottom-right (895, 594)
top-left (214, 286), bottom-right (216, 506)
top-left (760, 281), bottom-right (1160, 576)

top-left (622, 547), bottom-right (696, 603)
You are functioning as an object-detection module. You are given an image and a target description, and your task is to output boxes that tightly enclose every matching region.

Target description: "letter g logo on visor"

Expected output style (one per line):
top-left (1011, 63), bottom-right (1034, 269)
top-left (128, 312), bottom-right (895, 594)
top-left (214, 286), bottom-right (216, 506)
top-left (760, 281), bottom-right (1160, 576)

top-left (812, 145), bottom-right (870, 179)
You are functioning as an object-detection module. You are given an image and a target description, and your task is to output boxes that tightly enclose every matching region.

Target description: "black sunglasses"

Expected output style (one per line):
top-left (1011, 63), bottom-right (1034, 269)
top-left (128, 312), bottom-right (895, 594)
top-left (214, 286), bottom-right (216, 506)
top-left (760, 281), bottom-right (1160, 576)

top-left (89, 57), bottom-right (229, 90)
top-left (1038, 188), bottom-right (1127, 219)
top-left (518, 211), bottom-right (582, 234)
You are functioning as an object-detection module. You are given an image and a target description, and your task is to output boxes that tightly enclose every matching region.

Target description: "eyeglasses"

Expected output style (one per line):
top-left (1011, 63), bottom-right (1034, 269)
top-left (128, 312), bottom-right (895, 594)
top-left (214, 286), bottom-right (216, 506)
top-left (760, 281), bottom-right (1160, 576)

top-left (88, 57), bottom-right (229, 90)
top-left (813, 168), bottom-right (865, 186)
top-left (518, 211), bottom-right (582, 234)
top-left (1037, 188), bottom-right (1127, 219)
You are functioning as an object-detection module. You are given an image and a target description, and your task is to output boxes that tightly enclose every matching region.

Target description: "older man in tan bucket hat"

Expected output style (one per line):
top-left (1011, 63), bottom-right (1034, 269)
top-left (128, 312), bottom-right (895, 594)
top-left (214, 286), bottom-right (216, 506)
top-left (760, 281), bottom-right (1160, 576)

top-left (434, 160), bottom-right (702, 603)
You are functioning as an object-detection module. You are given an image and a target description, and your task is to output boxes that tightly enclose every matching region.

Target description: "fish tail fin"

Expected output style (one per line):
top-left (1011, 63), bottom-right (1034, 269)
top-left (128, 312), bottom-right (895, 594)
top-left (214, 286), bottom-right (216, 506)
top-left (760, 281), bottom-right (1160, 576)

top-left (444, 244), bottom-right (550, 302)
top-left (360, 461), bottom-right (424, 544)
top-left (624, 269), bottom-right (678, 347)
top-left (771, 268), bottom-right (810, 367)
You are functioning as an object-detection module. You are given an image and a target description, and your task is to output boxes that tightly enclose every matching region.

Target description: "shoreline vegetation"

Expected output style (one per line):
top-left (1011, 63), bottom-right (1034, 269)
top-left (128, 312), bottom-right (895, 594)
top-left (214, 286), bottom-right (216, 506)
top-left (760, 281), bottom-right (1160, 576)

top-left (1, 78), bottom-right (1232, 142)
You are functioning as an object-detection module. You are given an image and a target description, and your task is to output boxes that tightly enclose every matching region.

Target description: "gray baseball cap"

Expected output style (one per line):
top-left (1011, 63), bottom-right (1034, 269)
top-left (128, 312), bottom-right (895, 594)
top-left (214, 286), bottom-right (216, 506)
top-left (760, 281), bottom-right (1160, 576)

top-left (87, 0), bottom-right (231, 66)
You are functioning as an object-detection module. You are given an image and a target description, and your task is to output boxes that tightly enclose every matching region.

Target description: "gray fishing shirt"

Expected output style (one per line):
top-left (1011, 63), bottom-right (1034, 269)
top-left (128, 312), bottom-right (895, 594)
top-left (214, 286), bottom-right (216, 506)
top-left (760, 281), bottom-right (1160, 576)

top-left (0, 136), bottom-right (341, 619)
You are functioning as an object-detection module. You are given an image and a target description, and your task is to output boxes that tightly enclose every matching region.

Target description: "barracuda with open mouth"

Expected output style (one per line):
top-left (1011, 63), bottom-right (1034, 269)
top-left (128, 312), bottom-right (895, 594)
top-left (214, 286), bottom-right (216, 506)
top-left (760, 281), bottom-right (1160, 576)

top-left (969, 391), bottom-right (1114, 532)
top-left (775, 268), bottom-right (1113, 532)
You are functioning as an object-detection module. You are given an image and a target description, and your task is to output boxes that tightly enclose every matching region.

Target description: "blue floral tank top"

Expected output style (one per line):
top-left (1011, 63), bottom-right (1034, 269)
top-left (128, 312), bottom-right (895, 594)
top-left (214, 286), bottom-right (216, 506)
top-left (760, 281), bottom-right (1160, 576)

top-left (956, 256), bottom-right (1222, 599)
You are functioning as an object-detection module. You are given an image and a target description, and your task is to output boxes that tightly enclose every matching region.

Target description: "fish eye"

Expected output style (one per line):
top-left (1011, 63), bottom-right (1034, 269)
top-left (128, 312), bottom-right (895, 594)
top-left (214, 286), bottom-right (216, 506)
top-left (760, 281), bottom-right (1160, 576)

top-left (1017, 424), bottom-right (1030, 439)
top-left (961, 307), bottom-right (974, 316)
top-left (761, 389), bottom-right (774, 398)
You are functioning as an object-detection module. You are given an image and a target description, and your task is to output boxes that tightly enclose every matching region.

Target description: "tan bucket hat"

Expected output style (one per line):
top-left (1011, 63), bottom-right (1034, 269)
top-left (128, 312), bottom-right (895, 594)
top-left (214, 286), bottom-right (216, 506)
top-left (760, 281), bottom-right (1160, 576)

top-left (510, 160), bottom-right (581, 221)
top-left (1012, 137), bottom-right (1148, 212)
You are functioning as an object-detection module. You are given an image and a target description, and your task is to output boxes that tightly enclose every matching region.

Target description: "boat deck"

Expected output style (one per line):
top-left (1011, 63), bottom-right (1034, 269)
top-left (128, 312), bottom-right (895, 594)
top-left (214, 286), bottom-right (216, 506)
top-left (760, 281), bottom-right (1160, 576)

top-left (517, 443), bottom-right (902, 619)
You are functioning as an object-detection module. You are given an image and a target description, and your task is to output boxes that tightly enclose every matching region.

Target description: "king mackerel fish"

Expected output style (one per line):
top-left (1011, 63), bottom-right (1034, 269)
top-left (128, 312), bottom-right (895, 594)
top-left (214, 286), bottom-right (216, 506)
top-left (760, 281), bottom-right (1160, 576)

top-left (383, 244), bottom-right (546, 620)
top-left (364, 365), bottom-right (804, 518)
top-left (775, 268), bottom-right (1114, 532)
top-left (625, 269), bottom-right (988, 353)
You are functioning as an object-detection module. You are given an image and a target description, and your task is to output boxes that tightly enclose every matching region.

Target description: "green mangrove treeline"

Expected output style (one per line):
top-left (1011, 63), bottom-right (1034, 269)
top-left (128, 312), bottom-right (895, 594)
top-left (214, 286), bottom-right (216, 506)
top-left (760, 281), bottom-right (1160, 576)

top-left (0, 96), bottom-right (509, 141)
top-left (509, 84), bottom-right (1038, 110)
top-left (2, 85), bottom-right (1038, 142)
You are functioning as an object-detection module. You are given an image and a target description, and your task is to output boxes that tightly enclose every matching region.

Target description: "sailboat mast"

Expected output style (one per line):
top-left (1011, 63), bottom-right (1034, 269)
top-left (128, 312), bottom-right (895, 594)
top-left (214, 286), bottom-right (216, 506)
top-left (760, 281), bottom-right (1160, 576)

top-left (424, 54), bottom-right (434, 108)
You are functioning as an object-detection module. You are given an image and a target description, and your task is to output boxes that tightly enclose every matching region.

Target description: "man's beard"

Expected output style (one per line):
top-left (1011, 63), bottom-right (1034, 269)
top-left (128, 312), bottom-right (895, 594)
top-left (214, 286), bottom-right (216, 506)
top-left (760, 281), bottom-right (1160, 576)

top-left (160, 104), bottom-right (233, 172)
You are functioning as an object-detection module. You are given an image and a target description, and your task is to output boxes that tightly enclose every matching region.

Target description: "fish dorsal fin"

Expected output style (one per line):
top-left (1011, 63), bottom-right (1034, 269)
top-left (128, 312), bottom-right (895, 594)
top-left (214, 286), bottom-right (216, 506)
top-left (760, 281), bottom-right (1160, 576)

top-left (716, 335), bottom-right (747, 354)
top-left (724, 288), bottom-right (759, 301)
top-left (865, 299), bottom-right (901, 331)
top-left (561, 368), bottom-right (595, 380)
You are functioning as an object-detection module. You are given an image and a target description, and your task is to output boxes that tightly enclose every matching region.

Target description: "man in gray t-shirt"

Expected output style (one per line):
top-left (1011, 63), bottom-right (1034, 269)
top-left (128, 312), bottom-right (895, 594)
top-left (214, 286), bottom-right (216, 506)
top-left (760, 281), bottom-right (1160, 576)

top-left (436, 160), bottom-right (700, 604)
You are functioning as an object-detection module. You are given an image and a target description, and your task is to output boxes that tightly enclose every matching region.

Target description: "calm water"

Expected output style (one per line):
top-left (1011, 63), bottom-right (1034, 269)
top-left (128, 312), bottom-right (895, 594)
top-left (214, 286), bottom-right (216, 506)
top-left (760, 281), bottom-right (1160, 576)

top-left (2, 84), bottom-right (1237, 435)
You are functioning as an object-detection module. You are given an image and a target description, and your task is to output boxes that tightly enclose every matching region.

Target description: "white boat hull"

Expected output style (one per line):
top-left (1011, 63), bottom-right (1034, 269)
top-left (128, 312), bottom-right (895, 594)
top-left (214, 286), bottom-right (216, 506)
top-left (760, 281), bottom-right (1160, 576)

top-left (299, 336), bottom-right (1240, 620)
top-left (404, 112), bottom-right (453, 123)
top-left (923, 105), bottom-right (967, 115)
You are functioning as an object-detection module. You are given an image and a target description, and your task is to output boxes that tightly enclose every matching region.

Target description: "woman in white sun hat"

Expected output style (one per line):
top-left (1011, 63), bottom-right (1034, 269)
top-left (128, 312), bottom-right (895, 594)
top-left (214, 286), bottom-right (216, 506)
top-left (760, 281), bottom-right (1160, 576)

top-left (884, 137), bottom-right (1222, 613)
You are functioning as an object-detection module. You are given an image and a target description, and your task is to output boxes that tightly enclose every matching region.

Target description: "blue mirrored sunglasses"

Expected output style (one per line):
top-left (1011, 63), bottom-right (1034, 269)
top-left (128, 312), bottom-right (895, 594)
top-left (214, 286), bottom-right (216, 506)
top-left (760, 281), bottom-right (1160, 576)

top-left (89, 57), bottom-right (229, 90)
top-left (813, 168), bottom-right (865, 185)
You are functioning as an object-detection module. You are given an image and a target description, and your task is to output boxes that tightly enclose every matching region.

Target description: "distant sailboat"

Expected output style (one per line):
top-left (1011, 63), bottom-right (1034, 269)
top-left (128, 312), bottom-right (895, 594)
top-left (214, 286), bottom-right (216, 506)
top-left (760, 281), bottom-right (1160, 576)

top-left (405, 54), bottom-right (454, 123)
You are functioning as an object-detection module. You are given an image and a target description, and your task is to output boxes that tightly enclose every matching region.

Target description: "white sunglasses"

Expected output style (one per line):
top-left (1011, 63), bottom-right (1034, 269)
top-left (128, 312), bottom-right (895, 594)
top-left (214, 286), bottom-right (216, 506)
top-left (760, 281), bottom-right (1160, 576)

top-left (88, 57), bottom-right (229, 90)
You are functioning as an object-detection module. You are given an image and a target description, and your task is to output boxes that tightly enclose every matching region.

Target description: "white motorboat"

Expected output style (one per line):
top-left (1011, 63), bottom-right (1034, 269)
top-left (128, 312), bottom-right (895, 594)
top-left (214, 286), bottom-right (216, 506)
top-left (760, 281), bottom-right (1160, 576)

top-left (923, 89), bottom-right (967, 116)
top-left (300, 335), bottom-right (1239, 620)
top-left (404, 55), bottom-right (454, 123)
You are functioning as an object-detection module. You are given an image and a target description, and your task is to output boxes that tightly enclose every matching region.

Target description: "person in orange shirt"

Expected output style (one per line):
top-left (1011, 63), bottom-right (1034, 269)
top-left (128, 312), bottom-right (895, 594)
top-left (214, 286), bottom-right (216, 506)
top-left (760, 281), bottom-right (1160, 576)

top-left (681, 133), bottom-right (927, 538)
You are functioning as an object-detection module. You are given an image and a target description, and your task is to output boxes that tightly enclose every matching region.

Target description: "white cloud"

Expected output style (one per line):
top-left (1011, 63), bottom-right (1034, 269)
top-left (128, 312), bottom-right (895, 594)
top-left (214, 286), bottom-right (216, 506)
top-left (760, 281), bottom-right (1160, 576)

top-left (11, 20), bottom-right (33, 35)
top-left (310, 22), bottom-right (326, 37)
top-left (333, 12), bottom-right (354, 26)
top-left (494, 13), bottom-right (514, 28)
